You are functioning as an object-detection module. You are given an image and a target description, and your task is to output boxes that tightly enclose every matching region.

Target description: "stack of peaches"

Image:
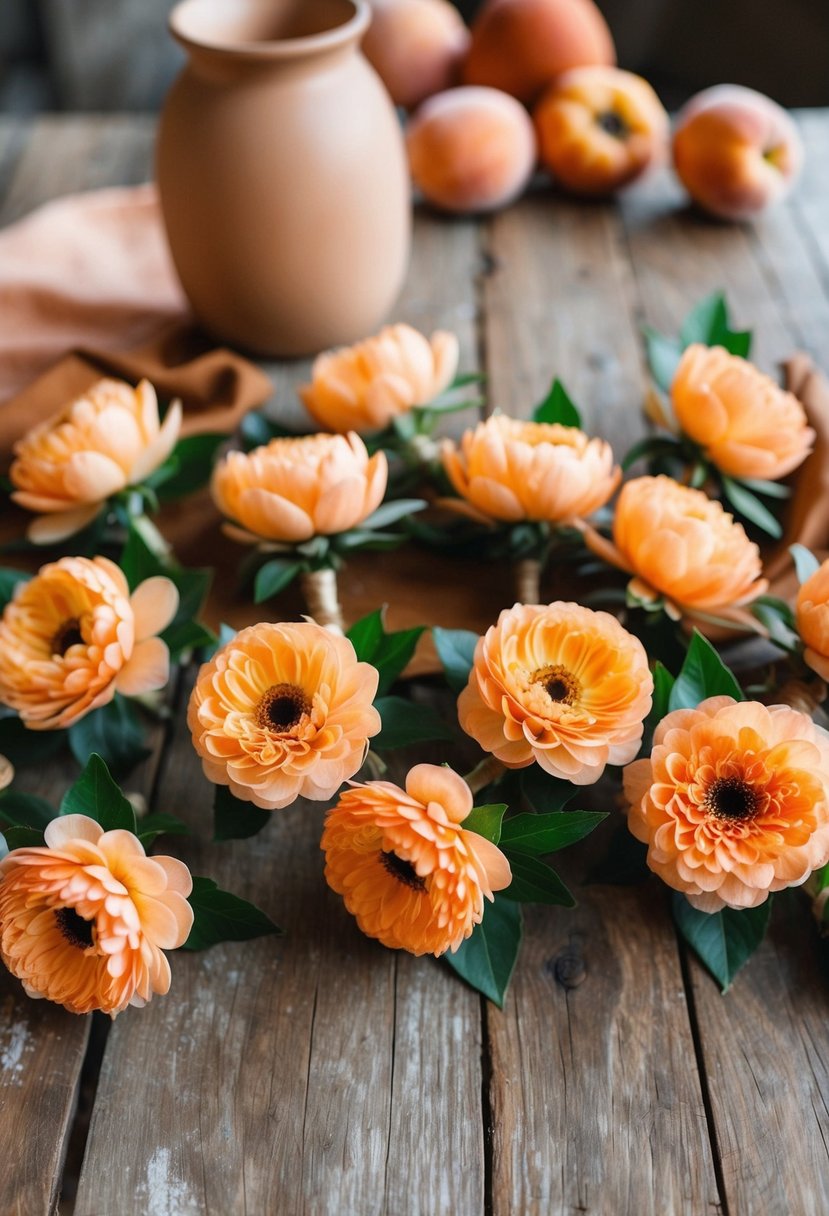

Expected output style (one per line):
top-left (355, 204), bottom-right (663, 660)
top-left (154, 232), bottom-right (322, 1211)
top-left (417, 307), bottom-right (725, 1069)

top-left (364, 0), bottom-right (802, 219)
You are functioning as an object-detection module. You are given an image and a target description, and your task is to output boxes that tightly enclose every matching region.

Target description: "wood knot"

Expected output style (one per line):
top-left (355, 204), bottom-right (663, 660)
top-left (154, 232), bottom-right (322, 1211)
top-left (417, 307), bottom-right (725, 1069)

top-left (550, 952), bottom-right (586, 989)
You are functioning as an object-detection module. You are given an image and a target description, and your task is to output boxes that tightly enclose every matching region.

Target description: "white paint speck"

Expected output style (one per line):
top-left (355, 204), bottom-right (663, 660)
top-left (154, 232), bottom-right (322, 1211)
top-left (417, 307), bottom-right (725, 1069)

top-left (142, 1147), bottom-right (198, 1216)
top-left (0, 1020), bottom-right (32, 1083)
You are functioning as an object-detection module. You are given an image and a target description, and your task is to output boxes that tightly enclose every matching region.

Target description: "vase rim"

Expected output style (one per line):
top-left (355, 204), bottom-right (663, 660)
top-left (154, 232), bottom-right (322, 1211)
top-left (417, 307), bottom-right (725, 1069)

top-left (169, 0), bottom-right (370, 60)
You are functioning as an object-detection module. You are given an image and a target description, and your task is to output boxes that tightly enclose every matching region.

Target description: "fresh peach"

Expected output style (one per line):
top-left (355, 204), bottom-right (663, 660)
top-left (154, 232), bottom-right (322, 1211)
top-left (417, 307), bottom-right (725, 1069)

top-left (405, 85), bottom-right (537, 214)
top-left (363, 0), bottom-right (471, 111)
top-left (534, 66), bottom-right (669, 195)
top-left (462, 0), bottom-right (615, 106)
top-left (672, 85), bottom-right (803, 221)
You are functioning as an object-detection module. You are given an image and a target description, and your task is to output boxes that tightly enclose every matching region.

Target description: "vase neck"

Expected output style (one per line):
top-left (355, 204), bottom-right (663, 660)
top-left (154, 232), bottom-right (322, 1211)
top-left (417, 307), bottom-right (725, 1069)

top-left (170, 0), bottom-right (368, 76)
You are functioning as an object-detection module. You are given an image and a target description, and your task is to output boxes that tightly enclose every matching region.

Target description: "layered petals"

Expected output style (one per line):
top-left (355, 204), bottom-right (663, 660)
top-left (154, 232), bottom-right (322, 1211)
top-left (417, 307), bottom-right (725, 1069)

top-left (0, 814), bottom-right (193, 1016)
top-left (10, 378), bottom-right (181, 542)
top-left (0, 556), bottom-right (176, 730)
top-left (672, 344), bottom-right (814, 480)
top-left (187, 621), bottom-right (381, 810)
top-left (583, 474), bottom-right (767, 623)
top-left (211, 433), bottom-right (388, 544)
top-left (321, 764), bottom-right (511, 956)
top-left (796, 559), bottom-right (829, 680)
top-left (623, 697), bottom-right (829, 911)
top-left (299, 324), bottom-right (460, 433)
top-left (442, 414), bottom-right (621, 525)
top-left (458, 601), bottom-right (653, 784)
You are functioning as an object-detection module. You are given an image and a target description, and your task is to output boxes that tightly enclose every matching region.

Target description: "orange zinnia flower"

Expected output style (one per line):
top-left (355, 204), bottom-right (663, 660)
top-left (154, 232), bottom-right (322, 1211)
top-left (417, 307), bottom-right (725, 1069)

top-left (441, 414), bottom-right (620, 525)
top-left (211, 433), bottom-right (388, 545)
top-left (796, 559), bottom-right (829, 680)
top-left (10, 378), bottom-right (182, 544)
top-left (0, 556), bottom-right (178, 730)
top-left (321, 763), bottom-right (511, 956)
top-left (299, 323), bottom-right (459, 434)
top-left (624, 696), bottom-right (829, 911)
top-left (188, 621), bottom-right (381, 810)
top-left (0, 814), bottom-right (193, 1015)
top-left (672, 344), bottom-right (814, 480)
top-left (582, 475), bottom-right (767, 626)
top-left (458, 601), bottom-right (652, 784)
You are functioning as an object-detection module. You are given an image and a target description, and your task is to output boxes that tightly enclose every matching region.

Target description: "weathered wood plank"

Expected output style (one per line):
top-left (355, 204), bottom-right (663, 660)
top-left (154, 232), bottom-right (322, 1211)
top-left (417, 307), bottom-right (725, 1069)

top-left (792, 110), bottom-right (829, 300)
top-left (75, 676), bottom-right (485, 1216)
top-left (687, 894), bottom-right (829, 1216)
top-left (480, 187), bottom-right (647, 454)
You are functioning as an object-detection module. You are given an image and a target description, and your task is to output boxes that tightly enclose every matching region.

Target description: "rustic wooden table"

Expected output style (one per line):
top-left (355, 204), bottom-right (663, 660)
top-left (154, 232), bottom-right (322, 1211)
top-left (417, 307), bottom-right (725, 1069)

top-left (1, 112), bottom-right (829, 1216)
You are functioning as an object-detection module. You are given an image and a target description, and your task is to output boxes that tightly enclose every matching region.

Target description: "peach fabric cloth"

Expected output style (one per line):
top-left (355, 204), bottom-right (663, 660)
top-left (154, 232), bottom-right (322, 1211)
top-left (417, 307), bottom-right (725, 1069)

top-left (0, 184), bottom-right (273, 463)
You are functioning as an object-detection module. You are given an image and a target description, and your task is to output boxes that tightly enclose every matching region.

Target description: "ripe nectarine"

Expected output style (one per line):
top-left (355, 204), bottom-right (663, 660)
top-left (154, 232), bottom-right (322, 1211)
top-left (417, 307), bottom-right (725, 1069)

top-left (363, 0), bottom-right (471, 111)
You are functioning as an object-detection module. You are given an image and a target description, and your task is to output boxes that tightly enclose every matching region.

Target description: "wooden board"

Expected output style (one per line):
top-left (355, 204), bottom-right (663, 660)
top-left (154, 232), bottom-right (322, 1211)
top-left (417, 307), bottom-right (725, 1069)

top-left (1, 113), bottom-right (829, 1214)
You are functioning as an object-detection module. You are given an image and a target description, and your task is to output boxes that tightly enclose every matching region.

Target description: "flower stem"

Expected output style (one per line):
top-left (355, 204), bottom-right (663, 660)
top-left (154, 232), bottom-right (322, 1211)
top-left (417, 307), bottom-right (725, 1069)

top-left (300, 567), bottom-right (344, 634)
top-left (464, 754), bottom-right (507, 795)
top-left (514, 557), bottom-right (541, 604)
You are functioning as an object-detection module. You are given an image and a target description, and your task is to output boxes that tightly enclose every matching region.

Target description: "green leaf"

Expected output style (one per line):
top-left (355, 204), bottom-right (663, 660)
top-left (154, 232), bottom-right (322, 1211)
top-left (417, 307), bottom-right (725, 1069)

top-left (67, 698), bottom-right (150, 779)
top-left (359, 498), bottom-right (427, 531)
top-left (790, 543), bottom-right (820, 584)
top-left (373, 696), bottom-right (453, 750)
top-left (669, 631), bottom-right (743, 712)
top-left (672, 893), bottom-right (770, 991)
top-left (60, 753), bottom-right (137, 833)
top-left (621, 435), bottom-right (684, 472)
top-left (0, 715), bottom-right (66, 768)
top-left (532, 378), bottom-right (581, 428)
top-left (500, 850), bottom-right (575, 906)
top-left (182, 876), bottom-right (283, 951)
top-left (518, 765), bottom-right (576, 813)
top-left (0, 567), bottom-right (31, 610)
top-left (679, 291), bottom-right (751, 357)
top-left (346, 609), bottom-right (426, 696)
top-left (443, 896), bottom-right (522, 1007)
top-left (0, 790), bottom-right (55, 830)
top-left (240, 411), bottom-right (298, 450)
top-left (2, 824), bottom-right (45, 850)
top-left (121, 518), bottom-right (213, 648)
top-left (499, 810), bottom-right (607, 855)
top-left (721, 476), bottom-right (782, 538)
top-left (752, 597), bottom-right (800, 653)
top-left (644, 327), bottom-right (683, 393)
top-left (462, 803), bottom-right (507, 844)
top-left (213, 785), bottom-right (272, 842)
top-left (120, 515), bottom-right (173, 586)
top-left (137, 811), bottom-right (190, 846)
top-left (254, 559), bottom-right (302, 604)
top-left (161, 619), bottom-right (217, 660)
top-left (739, 477), bottom-right (790, 500)
top-left (432, 627), bottom-right (478, 696)
top-left (150, 433), bottom-right (227, 501)
top-left (333, 530), bottom-right (407, 553)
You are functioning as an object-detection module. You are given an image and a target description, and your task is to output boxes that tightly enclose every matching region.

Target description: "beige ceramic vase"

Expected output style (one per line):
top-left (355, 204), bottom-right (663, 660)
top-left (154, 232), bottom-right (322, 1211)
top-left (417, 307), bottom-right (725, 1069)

top-left (157, 0), bottom-right (412, 357)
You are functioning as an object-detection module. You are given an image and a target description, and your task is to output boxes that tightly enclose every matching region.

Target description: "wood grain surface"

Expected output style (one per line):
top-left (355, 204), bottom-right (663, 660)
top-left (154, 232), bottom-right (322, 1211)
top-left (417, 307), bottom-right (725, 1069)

top-left (2, 113), bottom-right (829, 1215)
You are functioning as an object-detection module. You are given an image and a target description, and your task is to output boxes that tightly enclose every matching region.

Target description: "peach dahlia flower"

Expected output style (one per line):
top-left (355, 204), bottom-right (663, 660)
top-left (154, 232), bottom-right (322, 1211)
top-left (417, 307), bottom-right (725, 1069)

top-left (299, 323), bottom-right (460, 434)
top-left (0, 556), bottom-right (178, 730)
top-left (796, 560), bottom-right (829, 681)
top-left (583, 475), bottom-right (767, 625)
top-left (442, 415), bottom-right (620, 525)
top-left (671, 344), bottom-right (814, 481)
top-left (322, 764), bottom-right (511, 956)
top-left (212, 433), bottom-right (388, 545)
top-left (458, 601), bottom-right (653, 784)
top-left (624, 696), bottom-right (829, 912)
top-left (0, 814), bottom-right (193, 1015)
top-left (10, 379), bottom-right (182, 544)
top-left (188, 621), bottom-right (381, 810)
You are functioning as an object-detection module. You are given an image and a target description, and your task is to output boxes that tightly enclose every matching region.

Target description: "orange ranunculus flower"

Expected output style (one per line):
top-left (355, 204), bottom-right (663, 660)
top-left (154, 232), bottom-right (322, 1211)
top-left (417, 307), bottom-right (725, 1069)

top-left (623, 696), bottom-right (829, 912)
top-left (299, 323), bottom-right (460, 434)
top-left (188, 621), bottom-right (381, 810)
top-left (321, 763), bottom-right (511, 956)
top-left (458, 601), bottom-right (652, 785)
top-left (0, 814), bottom-right (193, 1015)
top-left (671, 344), bottom-right (814, 481)
top-left (10, 379), bottom-right (182, 544)
top-left (583, 475), bottom-right (767, 626)
top-left (0, 556), bottom-right (178, 730)
top-left (441, 414), bottom-right (620, 525)
top-left (796, 559), bottom-right (829, 680)
top-left (211, 433), bottom-right (388, 545)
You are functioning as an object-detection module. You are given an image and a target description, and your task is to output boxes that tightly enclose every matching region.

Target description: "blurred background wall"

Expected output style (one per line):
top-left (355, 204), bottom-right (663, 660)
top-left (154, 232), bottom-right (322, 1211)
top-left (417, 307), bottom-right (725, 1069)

top-left (0, 0), bottom-right (827, 113)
